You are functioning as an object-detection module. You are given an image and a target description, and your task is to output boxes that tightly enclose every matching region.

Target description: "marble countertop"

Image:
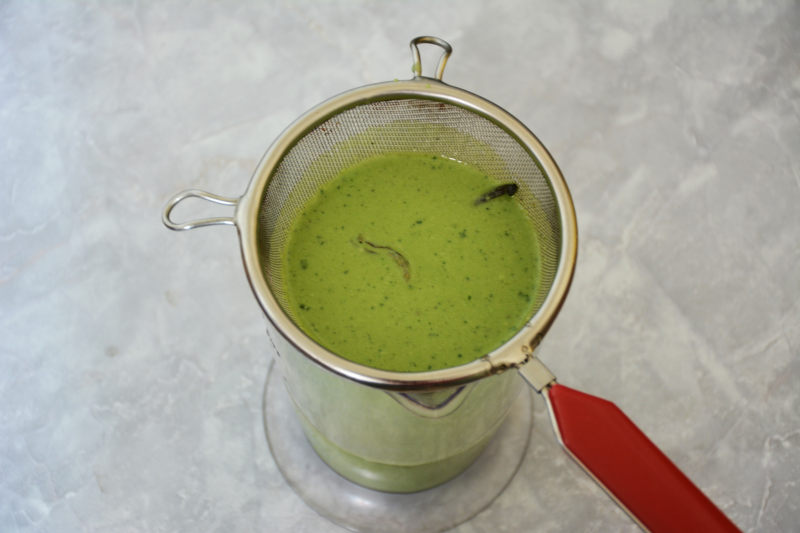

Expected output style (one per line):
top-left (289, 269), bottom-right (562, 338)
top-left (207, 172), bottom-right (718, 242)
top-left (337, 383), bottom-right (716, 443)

top-left (2, 1), bottom-right (798, 531)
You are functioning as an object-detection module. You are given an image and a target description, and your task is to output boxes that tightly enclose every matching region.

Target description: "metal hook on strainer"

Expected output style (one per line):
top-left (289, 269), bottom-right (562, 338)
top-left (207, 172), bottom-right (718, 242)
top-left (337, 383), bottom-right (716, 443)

top-left (410, 35), bottom-right (452, 79)
top-left (162, 36), bottom-right (740, 533)
top-left (162, 189), bottom-right (238, 231)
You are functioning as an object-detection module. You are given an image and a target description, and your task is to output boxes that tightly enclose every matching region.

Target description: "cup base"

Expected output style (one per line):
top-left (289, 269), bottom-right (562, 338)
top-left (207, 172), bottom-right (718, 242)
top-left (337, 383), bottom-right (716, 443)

top-left (262, 360), bottom-right (533, 533)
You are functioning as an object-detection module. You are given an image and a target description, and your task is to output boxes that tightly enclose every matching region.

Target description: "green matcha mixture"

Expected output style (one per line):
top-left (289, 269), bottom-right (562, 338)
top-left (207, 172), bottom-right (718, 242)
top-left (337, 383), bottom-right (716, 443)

top-left (282, 152), bottom-right (541, 372)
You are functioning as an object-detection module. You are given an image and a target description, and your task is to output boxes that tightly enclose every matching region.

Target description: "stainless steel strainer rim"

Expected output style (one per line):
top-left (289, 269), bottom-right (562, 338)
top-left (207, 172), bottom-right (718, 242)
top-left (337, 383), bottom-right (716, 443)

top-left (235, 77), bottom-right (578, 390)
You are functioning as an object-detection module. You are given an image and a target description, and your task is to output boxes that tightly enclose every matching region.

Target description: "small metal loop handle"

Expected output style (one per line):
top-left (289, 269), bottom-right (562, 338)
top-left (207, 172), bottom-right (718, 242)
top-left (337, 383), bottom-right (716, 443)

top-left (410, 36), bottom-right (453, 80)
top-left (162, 189), bottom-right (239, 231)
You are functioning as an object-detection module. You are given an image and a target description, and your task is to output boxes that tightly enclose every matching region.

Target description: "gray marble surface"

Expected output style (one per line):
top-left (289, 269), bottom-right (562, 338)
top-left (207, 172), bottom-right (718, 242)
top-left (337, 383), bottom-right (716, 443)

top-left (2, 1), bottom-right (798, 532)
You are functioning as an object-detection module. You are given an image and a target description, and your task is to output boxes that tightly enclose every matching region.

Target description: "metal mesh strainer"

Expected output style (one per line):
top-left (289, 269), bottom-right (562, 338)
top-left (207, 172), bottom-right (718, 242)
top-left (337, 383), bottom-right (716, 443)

top-left (162, 38), bottom-right (742, 533)
top-left (164, 36), bottom-right (578, 389)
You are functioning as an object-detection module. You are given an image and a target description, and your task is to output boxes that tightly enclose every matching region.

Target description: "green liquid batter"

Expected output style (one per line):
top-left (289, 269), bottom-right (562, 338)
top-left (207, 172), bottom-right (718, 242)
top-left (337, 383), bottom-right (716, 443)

top-left (282, 152), bottom-right (541, 372)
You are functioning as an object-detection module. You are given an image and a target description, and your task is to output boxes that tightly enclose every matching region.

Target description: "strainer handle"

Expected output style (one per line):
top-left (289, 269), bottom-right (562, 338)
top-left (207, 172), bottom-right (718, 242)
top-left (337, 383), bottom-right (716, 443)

top-left (410, 36), bottom-right (452, 80)
top-left (162, 189), bottom-right (239, 231)
top-left (541, 384), bottom-right (741, 533)
top-left (519, 359), bottom-right (741, 533)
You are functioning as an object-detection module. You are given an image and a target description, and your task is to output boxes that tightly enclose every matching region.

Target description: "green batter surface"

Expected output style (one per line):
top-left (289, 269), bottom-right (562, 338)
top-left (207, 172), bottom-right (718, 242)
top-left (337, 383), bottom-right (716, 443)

top-left (282, 152), bottom-right (541, 372)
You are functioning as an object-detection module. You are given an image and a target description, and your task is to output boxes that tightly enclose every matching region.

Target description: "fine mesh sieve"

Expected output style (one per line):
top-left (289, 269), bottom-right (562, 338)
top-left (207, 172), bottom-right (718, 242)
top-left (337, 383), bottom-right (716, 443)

top-left (164, 36), bottom-right (579, 389)
top-left (162, 37), bottom-right (742, 532)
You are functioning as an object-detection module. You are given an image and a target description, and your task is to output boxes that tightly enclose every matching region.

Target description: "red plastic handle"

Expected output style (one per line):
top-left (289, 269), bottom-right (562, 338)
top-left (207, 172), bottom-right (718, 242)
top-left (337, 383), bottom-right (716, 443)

top-left (546, 384), bottom-right (740, 533)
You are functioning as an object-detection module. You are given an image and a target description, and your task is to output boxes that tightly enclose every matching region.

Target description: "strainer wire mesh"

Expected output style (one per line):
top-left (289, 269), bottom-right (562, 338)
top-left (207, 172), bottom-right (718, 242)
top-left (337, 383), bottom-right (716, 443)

top-left (257, 97), bottom-right (561, 327)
